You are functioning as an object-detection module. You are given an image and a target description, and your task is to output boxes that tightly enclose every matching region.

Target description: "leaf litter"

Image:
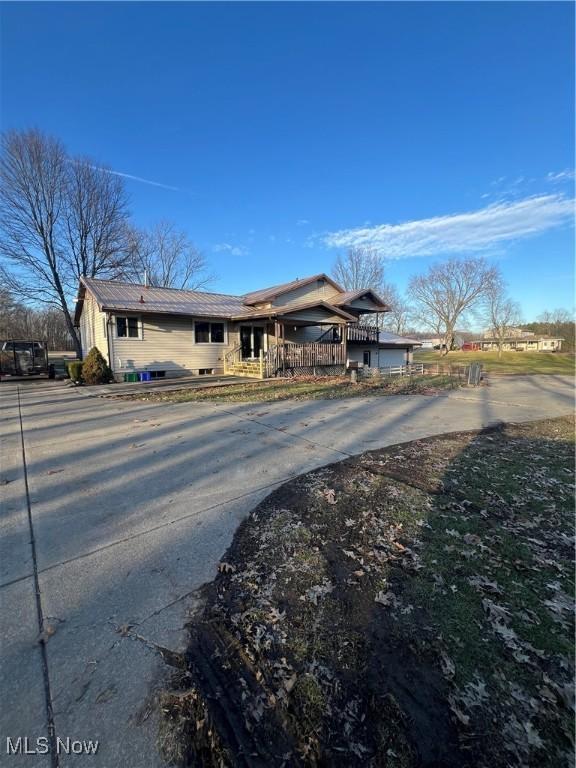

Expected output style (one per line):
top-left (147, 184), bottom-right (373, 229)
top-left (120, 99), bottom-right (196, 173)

top-left (159, 416), bottom-right (574, 767)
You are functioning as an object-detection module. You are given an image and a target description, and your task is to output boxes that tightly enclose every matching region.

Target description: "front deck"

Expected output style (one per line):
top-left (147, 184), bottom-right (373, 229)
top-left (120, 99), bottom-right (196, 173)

top-left (225, 324), bottom-right (379, 378)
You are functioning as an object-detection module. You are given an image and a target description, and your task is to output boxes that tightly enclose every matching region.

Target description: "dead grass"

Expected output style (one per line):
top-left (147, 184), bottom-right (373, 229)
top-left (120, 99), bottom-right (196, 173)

top-left (127, 374), bottom-right (459, 404)
top-left (159, 416), bottom-right (575, 768)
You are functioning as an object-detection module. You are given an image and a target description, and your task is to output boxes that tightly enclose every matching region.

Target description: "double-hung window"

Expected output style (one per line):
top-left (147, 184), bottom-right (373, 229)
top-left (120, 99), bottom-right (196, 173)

top-left (116, 316), bottom-right (140, 338)
top-left (195, 321), bottom-right (225, 344)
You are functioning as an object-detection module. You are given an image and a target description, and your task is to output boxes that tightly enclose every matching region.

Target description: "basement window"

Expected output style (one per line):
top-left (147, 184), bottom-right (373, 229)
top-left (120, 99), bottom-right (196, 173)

top-left (116, 316), bottom-right (140, 338)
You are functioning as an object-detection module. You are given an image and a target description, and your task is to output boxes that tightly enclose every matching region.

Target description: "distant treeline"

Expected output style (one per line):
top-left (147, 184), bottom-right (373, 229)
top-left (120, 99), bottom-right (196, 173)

top-left (0, 289), bottom-right (75, 350)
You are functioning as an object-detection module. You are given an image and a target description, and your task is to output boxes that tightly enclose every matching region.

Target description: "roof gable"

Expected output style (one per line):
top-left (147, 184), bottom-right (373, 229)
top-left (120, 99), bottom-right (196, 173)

top-left (332, 289), bottom-right (390, 312)
top-left (243, 273), bottom-right (344, 306)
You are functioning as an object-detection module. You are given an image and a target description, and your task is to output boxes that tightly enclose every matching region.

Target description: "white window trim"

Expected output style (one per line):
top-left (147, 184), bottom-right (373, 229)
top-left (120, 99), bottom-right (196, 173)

top-left (194, 320), bottom-right (228, 345)
top-left (114, 315), bottom-right (142, 340)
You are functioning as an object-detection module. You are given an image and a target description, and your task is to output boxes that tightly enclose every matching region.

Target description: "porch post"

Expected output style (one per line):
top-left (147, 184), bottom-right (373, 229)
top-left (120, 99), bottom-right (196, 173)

top-left (342, 322), bottom-right (348, 366)
top-left (274, 320), bottom-right (280, 372)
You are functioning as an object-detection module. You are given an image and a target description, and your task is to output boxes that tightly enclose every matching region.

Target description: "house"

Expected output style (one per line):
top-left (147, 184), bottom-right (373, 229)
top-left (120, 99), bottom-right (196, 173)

top-left (73, 273), bottom-right (415, 380)
top-left (469, 332), bottom-right (563, 352)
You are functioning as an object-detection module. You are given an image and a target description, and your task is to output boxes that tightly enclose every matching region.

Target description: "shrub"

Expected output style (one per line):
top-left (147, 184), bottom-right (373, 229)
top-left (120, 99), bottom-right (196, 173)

top-left (82, 347), bottom-right (112, 385)
top-left (67, 360), bottom-right (84, 383)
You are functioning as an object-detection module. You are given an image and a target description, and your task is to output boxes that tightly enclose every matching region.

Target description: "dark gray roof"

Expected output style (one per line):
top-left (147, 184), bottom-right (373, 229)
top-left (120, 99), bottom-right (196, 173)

top-left (80, 277), bottom-right (252, 319)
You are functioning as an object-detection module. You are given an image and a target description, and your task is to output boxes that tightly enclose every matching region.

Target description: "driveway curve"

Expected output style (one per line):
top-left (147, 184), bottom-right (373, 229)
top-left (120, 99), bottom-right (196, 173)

top-left (0, 374), bottom-right (573, 766)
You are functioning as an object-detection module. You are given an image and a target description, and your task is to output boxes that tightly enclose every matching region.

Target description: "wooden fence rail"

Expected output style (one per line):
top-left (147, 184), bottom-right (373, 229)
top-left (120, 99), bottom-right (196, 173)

top-left (265, 342), bottom-right (346, 376)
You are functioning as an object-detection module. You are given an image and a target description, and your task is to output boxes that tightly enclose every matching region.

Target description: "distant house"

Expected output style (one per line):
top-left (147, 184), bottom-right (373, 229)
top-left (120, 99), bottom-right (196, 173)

top-left (73, 273), bottom-right (420, 380)
top-left (468, 334), bottom-right (563, 352)
top-left (464, 328), bottom-right (563, 352)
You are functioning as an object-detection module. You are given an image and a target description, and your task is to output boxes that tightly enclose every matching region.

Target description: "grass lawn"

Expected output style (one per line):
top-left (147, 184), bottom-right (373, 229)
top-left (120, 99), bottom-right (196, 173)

top-left (160, 416), bottom-right (575, 768)
top-left (127, 374), bottom-right (459, 404)
top-left (414, 349), bottom-right (574, 375)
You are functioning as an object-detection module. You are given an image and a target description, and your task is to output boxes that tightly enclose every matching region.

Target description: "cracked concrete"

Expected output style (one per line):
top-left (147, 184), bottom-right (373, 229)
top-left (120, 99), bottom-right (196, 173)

top-left (0, 374), bottom-right (573, 766)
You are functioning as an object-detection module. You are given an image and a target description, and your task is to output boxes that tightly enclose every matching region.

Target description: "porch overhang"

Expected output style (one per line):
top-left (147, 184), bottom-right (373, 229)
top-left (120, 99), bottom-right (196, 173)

top-left (230, 300), bottom-right (357, 325)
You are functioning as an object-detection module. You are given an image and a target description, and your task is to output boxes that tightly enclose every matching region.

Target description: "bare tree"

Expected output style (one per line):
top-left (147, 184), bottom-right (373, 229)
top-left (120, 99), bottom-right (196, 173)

top-left (332, 247), bottom-right (385, 291)
top-left (408, 257), bottom-right (499, 355)
top-left (0, 130), bottom-right (132, 356)
top-left (378, 284), bottom-right (413, 336)
top-left (64, 157), bottom-right (132, 289)
top-left (485, 282), bottom-right (522, 358)
top-left (331, 246), bottom-right (410, 331)
top-left (129, 221), bottom-right (212, 290)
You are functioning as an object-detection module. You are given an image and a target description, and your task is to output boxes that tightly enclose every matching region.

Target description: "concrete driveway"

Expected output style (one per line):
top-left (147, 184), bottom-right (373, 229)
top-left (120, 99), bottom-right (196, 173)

top-left (0, 375), bottom-right (573, 766)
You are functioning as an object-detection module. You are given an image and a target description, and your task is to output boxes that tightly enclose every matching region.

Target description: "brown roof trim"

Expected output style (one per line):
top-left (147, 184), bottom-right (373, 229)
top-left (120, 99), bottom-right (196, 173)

top-left (231, 300), bottom-right (357, 322)
top-left (242, 273), bottom-right (344, 305)
top-left (331, 288), bottom-right (391, 311)
top-left (73, 280), bottom-right (88, 326)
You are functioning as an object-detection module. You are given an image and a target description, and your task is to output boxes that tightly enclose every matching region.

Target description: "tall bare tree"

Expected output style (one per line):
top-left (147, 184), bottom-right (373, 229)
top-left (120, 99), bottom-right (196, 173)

top-left (331, 246), bottom-right (411, 331)
top-left (332, 246), bottom-right (384, 291)
top-left (64, 157), bottom-right (132, 288)
top-left (128, 221), bottom-right (212, 290)
top-left (408, 257), bottom-right (499, 355)
top-left (0, 130), bottom-right (132, 356)
top-left (484, 282), bottom-right (522, 358)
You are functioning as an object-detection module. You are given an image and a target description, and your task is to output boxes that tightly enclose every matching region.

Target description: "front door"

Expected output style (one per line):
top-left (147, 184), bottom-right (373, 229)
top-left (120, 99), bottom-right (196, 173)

top-left (253, 327), bottom-right (263, 358)
top-left (240, 327), bottom-right (252, 359)
top-left (240, 326), bottom-right (264, 359)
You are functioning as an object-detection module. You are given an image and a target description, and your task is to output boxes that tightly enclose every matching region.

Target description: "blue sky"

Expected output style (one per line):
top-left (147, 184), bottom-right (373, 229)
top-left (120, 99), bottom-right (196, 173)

top-left (1, 1), bottom-right (574, 321)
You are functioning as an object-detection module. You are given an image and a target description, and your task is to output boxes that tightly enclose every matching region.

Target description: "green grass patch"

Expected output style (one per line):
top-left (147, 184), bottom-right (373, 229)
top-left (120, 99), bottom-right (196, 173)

top-left (414, 348), bottom-right (575, 374)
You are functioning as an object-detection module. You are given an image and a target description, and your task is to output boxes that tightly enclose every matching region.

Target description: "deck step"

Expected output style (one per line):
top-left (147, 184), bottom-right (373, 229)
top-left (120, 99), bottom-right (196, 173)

top-left (227, 362), bottom-right (263, 378)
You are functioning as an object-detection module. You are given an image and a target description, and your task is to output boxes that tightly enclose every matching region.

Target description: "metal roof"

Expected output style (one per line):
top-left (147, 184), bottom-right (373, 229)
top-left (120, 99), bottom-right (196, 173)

top-left (332, 288), bottom-right (390, 311)
top-left (377, 331), bottom-right (422, 347)
top-left (80, 277), bottom-right (253, 319)
top-left (242, 273), bottom-right (344, 305)
top-left (77, 275), bottom-right (387, 325)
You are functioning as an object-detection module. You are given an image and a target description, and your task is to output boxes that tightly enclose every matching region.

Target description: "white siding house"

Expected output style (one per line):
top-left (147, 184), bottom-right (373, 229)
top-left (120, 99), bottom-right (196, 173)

top-left (74, 274), bottom-right (394, 380)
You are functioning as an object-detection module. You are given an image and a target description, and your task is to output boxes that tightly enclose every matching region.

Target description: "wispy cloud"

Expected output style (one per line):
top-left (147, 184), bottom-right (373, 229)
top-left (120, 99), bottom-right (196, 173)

top-left (547, 170), bottom-right (575, 183)
top-left (212, 242), bottom-right (248, 257)
top-left (296, 218), bottom-right (310, 226)
top-left (88, 164), bottom-right (180, 191)
top-left (321, 194), bottom-right (574, 259)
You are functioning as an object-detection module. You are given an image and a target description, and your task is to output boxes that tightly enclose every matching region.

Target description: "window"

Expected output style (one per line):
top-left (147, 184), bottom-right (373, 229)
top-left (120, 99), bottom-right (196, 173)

top-left (363, 351), bottom-right (371, 367)
top-left (211, 323), bottom-right (225, 343)
top-left (195, 321), bottom-right (225, 344)
top-left (195, 322), bottom-right (210, 343)
top-left (116, 316), bottom-right (140, 338)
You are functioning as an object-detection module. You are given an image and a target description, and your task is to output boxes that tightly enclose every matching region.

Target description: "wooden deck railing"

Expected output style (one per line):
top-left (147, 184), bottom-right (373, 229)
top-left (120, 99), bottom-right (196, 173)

top-left (346, 324), bottom-right (379, 343)
top-left (265, 342), bottom-right (346, 375)
top-left (316, 324), bottom-right (380, 344)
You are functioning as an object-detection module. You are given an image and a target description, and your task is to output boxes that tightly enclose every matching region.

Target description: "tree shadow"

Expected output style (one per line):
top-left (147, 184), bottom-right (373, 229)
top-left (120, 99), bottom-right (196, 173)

top-left (159, 417), bottom-right (574, 767)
